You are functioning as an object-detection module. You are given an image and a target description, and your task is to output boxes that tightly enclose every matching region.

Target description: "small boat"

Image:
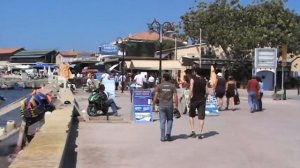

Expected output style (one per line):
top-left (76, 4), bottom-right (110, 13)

top-left (0, 75), bottom-right (25, 89)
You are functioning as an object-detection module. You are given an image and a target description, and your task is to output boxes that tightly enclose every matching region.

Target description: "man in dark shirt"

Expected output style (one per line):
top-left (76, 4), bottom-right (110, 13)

top-left (153, 73), bottom-right (178, 142)
top-left (188, 67), bottom-right (207, 139)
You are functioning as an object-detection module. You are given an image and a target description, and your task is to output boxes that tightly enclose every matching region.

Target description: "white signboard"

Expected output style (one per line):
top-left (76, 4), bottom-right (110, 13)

top-left (255, 48), bottom-right (277, 68)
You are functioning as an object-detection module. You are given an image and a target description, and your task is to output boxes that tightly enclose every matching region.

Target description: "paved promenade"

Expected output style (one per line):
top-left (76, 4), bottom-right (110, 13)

top-left (73, 89), bottom-right (300, 168)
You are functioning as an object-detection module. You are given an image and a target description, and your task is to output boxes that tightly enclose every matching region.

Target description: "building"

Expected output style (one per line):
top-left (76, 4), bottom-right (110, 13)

top-left (0, 48), bottom-right (24, 61)
top-left (10, 50), bottom-right (57, 63)
top-left (56, 50), bottom-right (77, 65)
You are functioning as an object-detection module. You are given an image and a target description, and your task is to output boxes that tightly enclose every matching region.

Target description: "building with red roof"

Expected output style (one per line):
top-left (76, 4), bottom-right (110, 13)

top-left (0, 48), bottom-right (24, 61)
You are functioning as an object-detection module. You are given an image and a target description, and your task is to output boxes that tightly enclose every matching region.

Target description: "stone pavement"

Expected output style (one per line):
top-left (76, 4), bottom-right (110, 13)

top-left (73, 89), bottom-right (300, 168)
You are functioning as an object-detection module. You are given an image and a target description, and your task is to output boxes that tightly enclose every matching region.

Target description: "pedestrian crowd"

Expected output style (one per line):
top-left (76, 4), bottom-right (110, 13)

top-left (82, 69), bottom-right (265, 142)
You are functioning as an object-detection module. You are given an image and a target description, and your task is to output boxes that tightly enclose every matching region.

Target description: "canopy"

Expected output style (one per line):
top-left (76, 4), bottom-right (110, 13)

top-left (130, 60), bottom-right (182, 70)
top-left (33, 63), bottom-right (56, 69)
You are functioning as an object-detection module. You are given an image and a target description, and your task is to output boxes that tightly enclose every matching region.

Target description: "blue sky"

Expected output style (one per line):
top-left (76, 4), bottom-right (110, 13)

top-left (0, 0), bottom-right (299, 51)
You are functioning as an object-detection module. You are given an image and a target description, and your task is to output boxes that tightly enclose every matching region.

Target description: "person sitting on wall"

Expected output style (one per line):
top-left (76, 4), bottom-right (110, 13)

top-left (15, 90), bottom-right (55, 153)
top-left (97, 84), bottom-right (121, 116)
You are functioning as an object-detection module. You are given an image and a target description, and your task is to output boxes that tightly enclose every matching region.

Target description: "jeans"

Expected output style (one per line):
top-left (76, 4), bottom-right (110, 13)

top-left (106, 99), bottom-right (118, 113)
top-left (257, 92), bottom-right (263, 111)
top-left (159, 106), bottom-right (173, 140)
top-left (248, 91), bottom-right (257, 111)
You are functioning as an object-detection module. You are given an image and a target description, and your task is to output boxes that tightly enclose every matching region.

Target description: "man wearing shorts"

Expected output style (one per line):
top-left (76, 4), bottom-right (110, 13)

top-left (215, 72), bottom-right (226, 111)
top-left (188, 67), bottom-right (207, 139)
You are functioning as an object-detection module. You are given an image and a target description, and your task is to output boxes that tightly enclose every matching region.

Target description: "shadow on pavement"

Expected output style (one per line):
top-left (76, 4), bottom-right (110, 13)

top-left (172, 134), bottom-right (189, 140)
top-left (202, 131), bottom-right (219, 139)
top-left (60, 106), bottom-right (79, 168)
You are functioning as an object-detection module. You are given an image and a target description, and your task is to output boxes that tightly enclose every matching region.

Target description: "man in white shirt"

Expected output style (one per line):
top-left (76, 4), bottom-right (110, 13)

top-left (118, 74), bottom-right (127, 90)
top-left (133, 72), bottom-right (146, 89)
top-left (148, 74), bottom-right (155, 88)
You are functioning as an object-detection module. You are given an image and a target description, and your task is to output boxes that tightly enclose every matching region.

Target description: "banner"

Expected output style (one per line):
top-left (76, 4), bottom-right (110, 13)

top-left (99, 43), bottom-right (118, 56)
top-left (132, 89), bottom-right (152, 122)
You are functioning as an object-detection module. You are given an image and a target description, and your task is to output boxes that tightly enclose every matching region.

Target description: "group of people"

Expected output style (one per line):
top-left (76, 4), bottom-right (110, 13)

top-left (214, 72), bottom-right (239, 111)
top-left (247, 76), bottom-right (264, 113)
top-left (153, 67), bottom-right (207, 141)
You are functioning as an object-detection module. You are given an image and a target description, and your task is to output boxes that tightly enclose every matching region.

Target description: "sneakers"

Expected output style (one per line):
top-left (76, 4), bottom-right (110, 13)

top-left (166, 134), bottom-right (172, 141)
top-left (116, 106), bottom-right (121, 110)
top-left (161, 134), bottom-right (172, 142)
top-left (198, 134), bottom-right (204, 139)
top-left (188, 131), bottom-right (197, 138)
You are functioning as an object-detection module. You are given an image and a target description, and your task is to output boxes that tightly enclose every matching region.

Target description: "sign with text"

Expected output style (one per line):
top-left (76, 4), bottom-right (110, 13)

top-left (132, 89), bottom-right (152, 122)
top-left (99, 43), bottom-right (118, 56)
top-left (205, 95), bottom-right (219, 116)
top-left (255, 48), bottom-right (277, 68)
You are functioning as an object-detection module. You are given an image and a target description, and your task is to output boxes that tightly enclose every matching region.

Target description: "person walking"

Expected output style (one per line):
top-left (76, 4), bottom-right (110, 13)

top-left (215, 72), bottom-right (226, 111)
top-left (114, 73), bottom-right (119, 90)
top-left (153, 73), bottom-right (178, 142)
top-left (179, 75), bottom-right (191, 114)
top-left (246, 76), bottom-right (260, 113)
top-left (225, 76), bottom-right (237, 111)
top-left (188, 67), bottom-right (207, 139)
top-left (256, 76), bottom-right (264, 111)
top-left (133, 72), bottom-right (146, 89)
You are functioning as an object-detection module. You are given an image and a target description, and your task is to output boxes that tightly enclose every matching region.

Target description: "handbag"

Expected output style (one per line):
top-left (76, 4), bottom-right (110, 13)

top-left (173, 108), bottom-right (181, 119)
top-left (234, 90), bottom-right (240, 105)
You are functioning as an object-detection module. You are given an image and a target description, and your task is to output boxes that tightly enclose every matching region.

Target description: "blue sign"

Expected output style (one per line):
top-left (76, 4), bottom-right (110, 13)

top-left (132, 89), bottom-right (152, 122)
top-left (99, 44), bottom-right (118, 56)
top-left (205, 95), bottom-right (219, 116)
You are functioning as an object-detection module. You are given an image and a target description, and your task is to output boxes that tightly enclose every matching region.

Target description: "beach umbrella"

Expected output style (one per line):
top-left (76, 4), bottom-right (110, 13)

top-left (209, 65), bottom-right (217, 87)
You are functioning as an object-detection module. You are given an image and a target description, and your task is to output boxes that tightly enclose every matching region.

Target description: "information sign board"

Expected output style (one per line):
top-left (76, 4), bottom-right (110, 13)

top-left (132, 89), bottom-right (152, 122)
top-left (255, 48), bottom-right (277, 68)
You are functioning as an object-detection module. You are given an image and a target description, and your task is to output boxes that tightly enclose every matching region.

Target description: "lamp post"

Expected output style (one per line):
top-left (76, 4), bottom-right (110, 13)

top-left (199, 28), bottom-right (202, 68)
top-left (116, 37), bottom-right (126, 93)
top-left (148, 19), bottom-right (174, 83)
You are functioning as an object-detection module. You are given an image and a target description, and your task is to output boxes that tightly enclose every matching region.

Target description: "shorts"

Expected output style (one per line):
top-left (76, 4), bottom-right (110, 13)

top-left (189, 99), bottom-right (206, 120)
top-left (215, 91), bottom-right (225, 98)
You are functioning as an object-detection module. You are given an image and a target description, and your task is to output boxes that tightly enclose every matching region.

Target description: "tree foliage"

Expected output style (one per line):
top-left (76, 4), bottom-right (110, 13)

top-left (180, 0), bottom-right (300, 60)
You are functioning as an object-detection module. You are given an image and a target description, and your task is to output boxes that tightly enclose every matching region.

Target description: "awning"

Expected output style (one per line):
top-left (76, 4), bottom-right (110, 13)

top-left (130, 60), bottom-right (182, 70)
top-left (125, 61), bottom-right (131, 69)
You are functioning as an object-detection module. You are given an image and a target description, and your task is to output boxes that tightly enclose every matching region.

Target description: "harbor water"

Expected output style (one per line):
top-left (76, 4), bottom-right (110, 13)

top-left (0, 89), bottom-right (32, 168)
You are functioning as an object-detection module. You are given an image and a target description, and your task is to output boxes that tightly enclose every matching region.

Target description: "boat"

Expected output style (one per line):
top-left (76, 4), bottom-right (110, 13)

top-left (0, 75), bottom-right (25, 89)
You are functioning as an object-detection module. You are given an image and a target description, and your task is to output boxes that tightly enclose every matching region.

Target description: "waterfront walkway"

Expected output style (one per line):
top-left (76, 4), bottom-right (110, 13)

top-left (72, 89), bottom-right (300, 168)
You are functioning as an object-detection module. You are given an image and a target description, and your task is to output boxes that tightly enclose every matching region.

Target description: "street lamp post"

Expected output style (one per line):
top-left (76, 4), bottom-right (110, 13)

top-left (148, 19), bottom-right (174, 83)
top-left (116, 37), bottom-right (126, 93)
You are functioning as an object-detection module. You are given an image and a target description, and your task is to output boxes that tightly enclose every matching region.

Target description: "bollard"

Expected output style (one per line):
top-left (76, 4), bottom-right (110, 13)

top-left (0, 127), bottom-right (5, 136)
top-left (6, 120), bottom-right (16, 133)
top-left (45, 111), bottom-right (52, 121)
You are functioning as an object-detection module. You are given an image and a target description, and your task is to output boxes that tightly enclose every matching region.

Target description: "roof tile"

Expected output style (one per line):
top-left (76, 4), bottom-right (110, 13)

top-left (0, 48), bottom-right (23, 54)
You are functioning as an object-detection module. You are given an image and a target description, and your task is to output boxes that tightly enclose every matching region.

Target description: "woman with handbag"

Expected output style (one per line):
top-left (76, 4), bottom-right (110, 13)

top-left (225, 76), bottom-right (237, 111)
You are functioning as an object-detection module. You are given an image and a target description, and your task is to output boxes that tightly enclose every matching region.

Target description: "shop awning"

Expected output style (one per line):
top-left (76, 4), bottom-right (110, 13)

top-left (130, 60), bottom-right (182, 70)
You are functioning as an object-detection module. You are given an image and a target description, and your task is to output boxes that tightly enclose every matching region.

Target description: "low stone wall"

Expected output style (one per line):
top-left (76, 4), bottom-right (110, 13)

top-left (9, 88), bottom-right (75, 168)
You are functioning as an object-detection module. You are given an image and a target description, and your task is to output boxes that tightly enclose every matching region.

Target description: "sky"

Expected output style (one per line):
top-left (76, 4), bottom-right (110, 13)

top-left (0, 0), bottom-right (299, 52)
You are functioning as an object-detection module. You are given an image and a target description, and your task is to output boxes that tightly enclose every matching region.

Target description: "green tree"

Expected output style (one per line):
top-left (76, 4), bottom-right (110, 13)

top-left (181, 0), bottom-right (300, 76)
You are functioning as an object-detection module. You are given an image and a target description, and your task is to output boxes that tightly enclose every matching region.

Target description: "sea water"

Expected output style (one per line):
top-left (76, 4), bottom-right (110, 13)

top-left (0, 89), bottom-right (32, 168)
top-left (0, 89), bottom-right (32, 127)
